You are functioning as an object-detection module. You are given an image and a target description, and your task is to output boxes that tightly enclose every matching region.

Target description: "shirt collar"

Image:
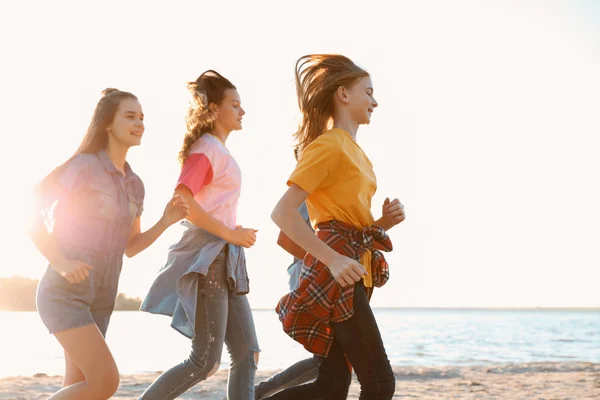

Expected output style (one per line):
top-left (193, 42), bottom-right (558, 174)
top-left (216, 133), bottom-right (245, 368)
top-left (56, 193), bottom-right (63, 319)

top-left (206, 133), bottom-right (230, 154)
top-left (97, 149), bottom-right (134, 179)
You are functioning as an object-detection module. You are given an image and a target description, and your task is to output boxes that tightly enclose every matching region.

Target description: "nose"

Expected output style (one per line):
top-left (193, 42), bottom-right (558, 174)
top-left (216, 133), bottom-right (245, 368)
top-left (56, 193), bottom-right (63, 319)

top-left (372, 97), bottom-right (378, 108)
top-left (240, 107), bottom-right (246, 116)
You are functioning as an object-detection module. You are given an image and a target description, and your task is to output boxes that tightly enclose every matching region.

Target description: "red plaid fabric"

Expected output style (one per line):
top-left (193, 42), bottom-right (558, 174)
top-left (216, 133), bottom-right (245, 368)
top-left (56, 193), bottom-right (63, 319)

top-left (275, 220), bottom-right (393, 357)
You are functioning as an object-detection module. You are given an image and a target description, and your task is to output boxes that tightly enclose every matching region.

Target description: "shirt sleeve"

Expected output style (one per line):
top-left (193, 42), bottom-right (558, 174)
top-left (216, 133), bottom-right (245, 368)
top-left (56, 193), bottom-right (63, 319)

top-left (40, 154), bottom-right (89, 206)
top-left (132, 177), bottom-right (145, 217)
top-left (287, 136), bottom-right (341, 194)
top-left (36, 154), bottom-right (90, 227)
top-left (177, 153), bottom-right (214, 196)
top-left (57, 155), bottom-right (90, 193)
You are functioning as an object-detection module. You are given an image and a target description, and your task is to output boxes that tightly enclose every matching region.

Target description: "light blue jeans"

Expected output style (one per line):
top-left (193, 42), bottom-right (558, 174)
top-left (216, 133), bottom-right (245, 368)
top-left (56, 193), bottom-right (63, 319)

top-left (139, 249), bottom-right (259, 399)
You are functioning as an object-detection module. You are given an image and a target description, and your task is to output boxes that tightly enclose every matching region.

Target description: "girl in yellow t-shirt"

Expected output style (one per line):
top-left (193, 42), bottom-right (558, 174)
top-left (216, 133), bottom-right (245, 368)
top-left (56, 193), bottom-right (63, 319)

top-left (269, 54), bottom-right (406, 399)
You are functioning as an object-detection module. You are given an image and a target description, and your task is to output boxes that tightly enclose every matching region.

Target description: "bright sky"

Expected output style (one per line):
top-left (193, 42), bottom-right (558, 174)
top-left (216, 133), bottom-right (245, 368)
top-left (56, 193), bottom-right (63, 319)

top-left (1, 1), bottom-right (599, 309)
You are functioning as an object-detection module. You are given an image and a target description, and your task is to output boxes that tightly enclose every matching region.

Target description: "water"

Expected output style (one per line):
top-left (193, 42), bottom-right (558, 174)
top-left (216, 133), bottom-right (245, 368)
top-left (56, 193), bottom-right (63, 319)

top-left (0, 309), bottom-right (598, 378)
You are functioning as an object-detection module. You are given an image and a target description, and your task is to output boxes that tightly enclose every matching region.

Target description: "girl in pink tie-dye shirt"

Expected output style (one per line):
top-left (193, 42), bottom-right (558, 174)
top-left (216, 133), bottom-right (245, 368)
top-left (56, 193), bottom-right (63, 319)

top-left (140, 70), bottom-right (259, 400)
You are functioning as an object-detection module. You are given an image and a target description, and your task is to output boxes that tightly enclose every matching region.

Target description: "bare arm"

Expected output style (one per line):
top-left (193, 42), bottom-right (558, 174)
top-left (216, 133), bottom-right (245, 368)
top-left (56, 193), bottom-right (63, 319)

top-left (29, 218), bottom-right (69, 272)
top-left (271, 184), bottom-right (366, 286)
top-left (125, 217), bottom-right (166, 258)
top-left (374, 217), bottom-right (393, 231)
top-left (28, 215), bottom-right (92, 284)
top-left (125, 193), bottom-right (190, 258)
top-left (374, 197), bottom-right (406, 231)
top-left (174, 185), bottom-right (256, 248)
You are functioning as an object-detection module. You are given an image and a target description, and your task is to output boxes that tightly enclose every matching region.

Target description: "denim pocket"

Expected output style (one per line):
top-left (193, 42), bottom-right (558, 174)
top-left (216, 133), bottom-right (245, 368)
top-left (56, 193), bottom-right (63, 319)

top-left (49, 265), bottom-right (92, 295)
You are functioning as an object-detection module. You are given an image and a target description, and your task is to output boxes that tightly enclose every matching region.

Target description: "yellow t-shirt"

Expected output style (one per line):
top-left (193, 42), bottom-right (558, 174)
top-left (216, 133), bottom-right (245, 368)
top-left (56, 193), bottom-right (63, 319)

top-left (288, 128), bottom-right (377, 286)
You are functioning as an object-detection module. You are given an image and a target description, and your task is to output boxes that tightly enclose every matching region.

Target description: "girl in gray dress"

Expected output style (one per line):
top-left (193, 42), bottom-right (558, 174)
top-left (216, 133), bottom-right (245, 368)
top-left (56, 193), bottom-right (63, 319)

top-left (31, 88), bottom-right (189, 399)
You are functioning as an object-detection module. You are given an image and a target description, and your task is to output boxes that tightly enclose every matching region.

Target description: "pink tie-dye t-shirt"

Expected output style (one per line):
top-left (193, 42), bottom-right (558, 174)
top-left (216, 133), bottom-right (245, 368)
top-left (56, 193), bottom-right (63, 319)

top-left (177, 134), bottom-right (241, 229)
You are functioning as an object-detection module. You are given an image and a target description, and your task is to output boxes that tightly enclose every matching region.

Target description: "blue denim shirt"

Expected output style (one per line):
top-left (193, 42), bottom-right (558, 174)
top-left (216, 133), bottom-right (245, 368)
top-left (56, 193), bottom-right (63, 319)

top-left (140, 221), bottom-right (250, 339)
top-left (46, 150), bottom-right (144, 271)
top-left (286, 202), bottom-right (313, 291)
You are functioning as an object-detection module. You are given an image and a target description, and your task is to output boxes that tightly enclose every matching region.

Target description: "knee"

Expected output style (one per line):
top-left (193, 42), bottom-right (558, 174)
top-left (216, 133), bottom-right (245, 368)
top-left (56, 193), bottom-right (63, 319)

top-left (63, 373), bottom-right (85, 387)
top-left (88, 367), bottom-right (120, 399)
top-left (378, 377), bottom-right (396, 400)
top-left (314, 365), bottom-right (350, 398)
top-left (189, 340), bottom-right (209, 366)
top-left (190, 349), bottom-right (220, 376)
top-left (230, 347), bottom-right (259, 370)
top-left (359, 376), bottom-right (395, 400)
top-left (206, 360), bottom-right (220, 378)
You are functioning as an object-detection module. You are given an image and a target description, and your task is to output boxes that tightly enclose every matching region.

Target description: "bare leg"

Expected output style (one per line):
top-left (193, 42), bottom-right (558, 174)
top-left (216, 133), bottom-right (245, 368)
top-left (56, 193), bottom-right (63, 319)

top-left (47, 324), bottom-right (120, 400)
top-left (62, 352), bottom-right (85, 387)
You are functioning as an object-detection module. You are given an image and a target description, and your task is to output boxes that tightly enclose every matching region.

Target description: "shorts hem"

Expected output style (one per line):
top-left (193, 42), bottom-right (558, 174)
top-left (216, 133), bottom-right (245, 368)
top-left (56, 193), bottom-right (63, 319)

top-left (48, 319), bottom-right (96, 335)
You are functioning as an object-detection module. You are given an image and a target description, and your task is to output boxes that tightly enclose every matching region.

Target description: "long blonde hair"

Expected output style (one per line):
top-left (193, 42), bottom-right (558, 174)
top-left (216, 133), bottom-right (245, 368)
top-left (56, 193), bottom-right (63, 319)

top-left (178, 70), bottom-right (236, 166)
top-left (293, 54), bottom-right (369, 156)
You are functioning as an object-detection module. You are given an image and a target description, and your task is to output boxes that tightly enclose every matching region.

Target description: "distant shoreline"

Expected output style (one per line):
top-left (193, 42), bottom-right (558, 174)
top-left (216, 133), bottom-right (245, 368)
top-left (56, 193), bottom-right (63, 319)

top-left (3, 277), bottom-right (599, 312)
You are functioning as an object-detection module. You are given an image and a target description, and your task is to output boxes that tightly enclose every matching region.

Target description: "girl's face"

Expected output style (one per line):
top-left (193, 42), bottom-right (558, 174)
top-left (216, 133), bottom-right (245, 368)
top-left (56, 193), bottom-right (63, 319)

top-left (212, 89), bottom-right (245, 133)
top-left (107, 98), bottom-right (145, 148)
top-left (346, 76), bottom-right (378, 125)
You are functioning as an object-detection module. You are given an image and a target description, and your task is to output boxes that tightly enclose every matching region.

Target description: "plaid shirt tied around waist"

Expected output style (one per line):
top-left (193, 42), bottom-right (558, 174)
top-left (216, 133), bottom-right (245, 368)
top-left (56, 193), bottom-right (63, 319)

top-left (275, 220), bottom-right (393, 357)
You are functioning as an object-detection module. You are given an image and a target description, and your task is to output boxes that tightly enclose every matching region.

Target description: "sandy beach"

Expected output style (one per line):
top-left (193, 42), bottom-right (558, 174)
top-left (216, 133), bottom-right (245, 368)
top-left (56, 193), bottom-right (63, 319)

top-left (1, 362), bottom-right (598, 399)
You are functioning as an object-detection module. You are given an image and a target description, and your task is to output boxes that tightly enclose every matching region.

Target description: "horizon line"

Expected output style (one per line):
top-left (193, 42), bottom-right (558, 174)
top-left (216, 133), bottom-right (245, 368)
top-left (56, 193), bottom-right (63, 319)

top-left (251, 306), bottom-right (600, 311)
top-left (2, 306), bottom-right (600, 313)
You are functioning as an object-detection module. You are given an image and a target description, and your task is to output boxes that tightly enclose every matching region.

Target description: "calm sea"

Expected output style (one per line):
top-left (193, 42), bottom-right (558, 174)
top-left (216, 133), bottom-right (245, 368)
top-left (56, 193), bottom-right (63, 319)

top-left (0, 309), bottom-right (598, 378)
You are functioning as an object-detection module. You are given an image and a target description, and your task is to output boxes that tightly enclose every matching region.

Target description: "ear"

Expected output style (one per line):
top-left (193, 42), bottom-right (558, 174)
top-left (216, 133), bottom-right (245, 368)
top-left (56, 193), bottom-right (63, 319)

top-left (209, 103), bottom-right (218, 112)
top-left (336, 86), bottom-right (349, 104)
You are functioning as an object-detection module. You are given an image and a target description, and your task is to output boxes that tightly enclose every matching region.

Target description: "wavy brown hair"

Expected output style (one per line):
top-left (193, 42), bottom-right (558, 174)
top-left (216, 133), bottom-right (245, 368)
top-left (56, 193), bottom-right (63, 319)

top-left (293, 54), bottom-right (369, 156)
top-left (178, 70), bottom-right (236, 166)
top-left (35, 88), bottom-right (137, 205)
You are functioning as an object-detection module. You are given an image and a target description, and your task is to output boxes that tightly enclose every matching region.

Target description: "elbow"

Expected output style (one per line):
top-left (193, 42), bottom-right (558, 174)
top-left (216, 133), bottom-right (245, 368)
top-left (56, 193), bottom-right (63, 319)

top-left (27, 220), bottom-right (45, 244)
top-left (276, 231), bottom-right (288, 250)
top-left (272, 199), bottom-right (296, 229)
top-left (124, 247), bottom-right (138, 258)
top-left (27, 226), bottom-right (37, 242)
top-left (271, 206), bottom-right (283, 227)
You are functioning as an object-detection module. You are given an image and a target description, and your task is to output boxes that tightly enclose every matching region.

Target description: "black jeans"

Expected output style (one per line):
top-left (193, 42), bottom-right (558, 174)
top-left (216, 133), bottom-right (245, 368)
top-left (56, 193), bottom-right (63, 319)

top-left (266, 281), bottom-right (395, 400)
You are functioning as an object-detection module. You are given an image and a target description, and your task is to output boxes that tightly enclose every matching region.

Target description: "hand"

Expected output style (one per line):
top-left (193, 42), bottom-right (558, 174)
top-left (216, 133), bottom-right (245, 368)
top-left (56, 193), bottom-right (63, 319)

top-left (54, 259), bottom-right (93, 284)
top-left (161, 194), bottom-right (190, 226)
top-left (228, 225), bottom-right (258, 248)
top-left (326, 254), bottom-right (367, 287)
top-left (381, 197), bottom-right (405, 229)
